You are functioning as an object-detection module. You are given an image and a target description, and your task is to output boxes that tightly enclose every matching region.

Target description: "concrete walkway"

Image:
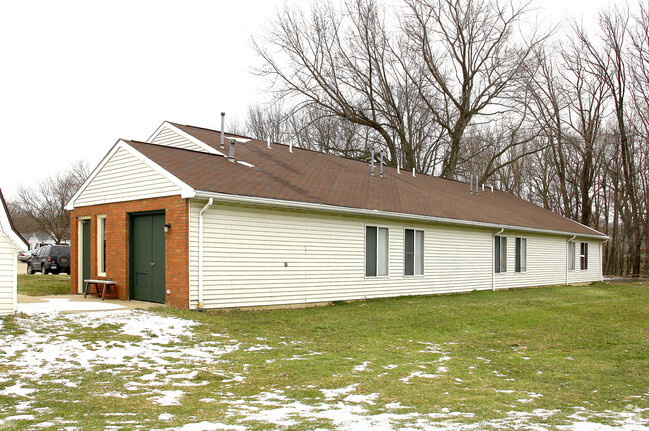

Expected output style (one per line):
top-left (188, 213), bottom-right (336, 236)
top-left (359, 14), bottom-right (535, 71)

top-left (18, 294), bottom-right (163, 313)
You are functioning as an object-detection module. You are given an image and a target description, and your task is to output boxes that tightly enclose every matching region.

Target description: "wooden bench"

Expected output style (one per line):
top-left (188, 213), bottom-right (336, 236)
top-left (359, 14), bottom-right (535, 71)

top-left (83, 279), bottom-right (118, 301)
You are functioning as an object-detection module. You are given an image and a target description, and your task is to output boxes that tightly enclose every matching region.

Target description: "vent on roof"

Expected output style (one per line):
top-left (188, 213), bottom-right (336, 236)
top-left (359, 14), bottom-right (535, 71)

top-left (370, 149), bottom-right (375, 176)
top-left (379, 151), bottom-right (384, 178)
top-left (470, 174), bottom-right (474, 194)
top-left (228, 139), bottom-right (236, 162)
top-left (220, 112), bottom-right (226, 150)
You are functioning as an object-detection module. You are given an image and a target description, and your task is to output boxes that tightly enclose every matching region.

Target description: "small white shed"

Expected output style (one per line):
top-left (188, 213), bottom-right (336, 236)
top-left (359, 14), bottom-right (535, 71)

top-left (0, 189), bottom-right (28, 315)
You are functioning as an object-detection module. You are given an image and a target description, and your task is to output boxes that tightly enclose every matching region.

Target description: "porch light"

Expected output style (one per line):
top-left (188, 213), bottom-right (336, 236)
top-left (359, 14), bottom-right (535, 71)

top-left (164, 223), bottom-right (171, 233)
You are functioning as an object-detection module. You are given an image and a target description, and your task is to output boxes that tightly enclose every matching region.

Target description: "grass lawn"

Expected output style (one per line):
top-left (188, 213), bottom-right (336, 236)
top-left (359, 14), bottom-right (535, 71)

top-left (16, 274), bottom-right (71, 296)
top-left (1, 281), bottom-right (648, 429)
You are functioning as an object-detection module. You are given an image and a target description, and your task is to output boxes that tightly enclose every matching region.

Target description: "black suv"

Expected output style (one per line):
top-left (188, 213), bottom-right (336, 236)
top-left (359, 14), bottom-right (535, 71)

top-left (27, 245), bottom-right (71, 275)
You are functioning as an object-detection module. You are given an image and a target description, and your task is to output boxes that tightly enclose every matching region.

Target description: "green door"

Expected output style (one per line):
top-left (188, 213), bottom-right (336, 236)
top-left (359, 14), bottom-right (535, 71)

top-left (131, 213), bottom-right (166, 303)
top-left (82, 219), bottom-right (91, 284)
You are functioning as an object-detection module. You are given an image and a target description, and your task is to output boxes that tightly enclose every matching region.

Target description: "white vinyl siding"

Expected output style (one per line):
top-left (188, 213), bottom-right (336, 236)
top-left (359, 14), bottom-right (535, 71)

top-left (0, 233), bottom-right (17, 315)
top-left (74, 147), bottom-right (182, 207)
top-left (187, 200), bottom-right (604, 309)
top-left (192, 201), bottom-right (597, 309)
top-left (150, 127), bottom-right (207, 152)
top-left (568, 241), bottom-right (601, 284)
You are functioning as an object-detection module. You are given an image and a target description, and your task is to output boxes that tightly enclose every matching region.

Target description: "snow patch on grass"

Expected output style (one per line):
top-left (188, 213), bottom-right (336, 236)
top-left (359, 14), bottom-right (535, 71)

top-left (353, 361), bottom-right (371, 372)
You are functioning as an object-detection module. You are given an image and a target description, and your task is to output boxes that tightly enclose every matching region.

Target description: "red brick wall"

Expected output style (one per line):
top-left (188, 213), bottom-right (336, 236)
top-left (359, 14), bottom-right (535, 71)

top-left (70, 196), bottom-right (189, 309)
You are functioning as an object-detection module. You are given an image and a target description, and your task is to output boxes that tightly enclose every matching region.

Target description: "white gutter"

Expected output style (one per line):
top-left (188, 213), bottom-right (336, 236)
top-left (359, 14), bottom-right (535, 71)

top-left (566, 235), bottom-right (576, 285)
top-left (194, 191), bottom-right (608, 240)
top-left (198, 198), bottom-right (213, 310)
top-left (492, 229), bottom-right (504, 291)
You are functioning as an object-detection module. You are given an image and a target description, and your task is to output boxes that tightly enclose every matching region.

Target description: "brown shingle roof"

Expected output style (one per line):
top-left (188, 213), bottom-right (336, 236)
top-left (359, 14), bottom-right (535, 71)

top-left (123, 124), bottom-right (604, 238)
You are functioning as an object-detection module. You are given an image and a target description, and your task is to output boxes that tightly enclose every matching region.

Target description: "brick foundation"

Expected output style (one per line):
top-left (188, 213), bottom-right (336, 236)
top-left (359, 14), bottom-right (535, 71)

top-left (70, 195), bottom-right (189, 309)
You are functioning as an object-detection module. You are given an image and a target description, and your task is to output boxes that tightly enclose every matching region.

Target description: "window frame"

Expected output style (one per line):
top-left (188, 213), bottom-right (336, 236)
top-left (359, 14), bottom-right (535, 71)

top-left (404, 228), bottom-right (425, 277)
top-left (365, 225), bottom-right (390, 278)
top-left (97, 215), bottom-right (107, 276)
top-left (580, 242), bottom-right (588, 270)
top-left (494, 235), bottom-right (507, 273)
top-left (515, 237), bottom-right (527, 273)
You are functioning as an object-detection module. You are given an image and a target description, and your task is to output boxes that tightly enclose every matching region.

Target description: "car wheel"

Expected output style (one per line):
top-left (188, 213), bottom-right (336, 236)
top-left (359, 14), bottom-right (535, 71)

top-left (41, 265), bottom-right (47, 275)
top-left (27, 263), bottom-right (34, 274)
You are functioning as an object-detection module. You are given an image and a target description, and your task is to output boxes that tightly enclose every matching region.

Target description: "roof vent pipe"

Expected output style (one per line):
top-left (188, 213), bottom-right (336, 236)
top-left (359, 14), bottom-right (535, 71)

top-left (475, 174), bottom-right (479, 196)
top-left (482, 183), bottom-right (485, 191)
top-left (412, 167), bottom-right (416, 177)
top-left (370, 149), bottom-right (375, 176)
top-left (228, 139), bottom-right (236, 162)
top-left (470, 174), bottom-right (474, 194)
top-left (220, 112), bottom-right (225, 150)
top-left (289, 142), bottom-right (293, 153)
top-left (379, 151), bottom-right (384, 178)
top-left (267, 137), bottom-right (271, 149)
top-left (490, 185), bottom-right (494, 193)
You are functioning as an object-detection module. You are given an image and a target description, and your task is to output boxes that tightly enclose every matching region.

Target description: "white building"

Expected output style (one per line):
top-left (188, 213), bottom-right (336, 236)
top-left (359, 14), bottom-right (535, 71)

top-left (66, 121), bottom-right (607, 309)
top-left (0, 189), bottom-right (28, 315)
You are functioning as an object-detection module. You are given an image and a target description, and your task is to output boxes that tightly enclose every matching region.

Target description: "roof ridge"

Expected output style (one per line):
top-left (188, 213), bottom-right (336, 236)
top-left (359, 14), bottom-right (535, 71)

top-left (170, 122), bottom-right (476, 187)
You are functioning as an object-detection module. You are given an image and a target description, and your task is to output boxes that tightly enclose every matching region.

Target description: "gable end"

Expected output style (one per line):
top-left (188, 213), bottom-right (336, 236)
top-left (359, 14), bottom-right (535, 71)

top-left (67, 141), bottom-right (195, 209)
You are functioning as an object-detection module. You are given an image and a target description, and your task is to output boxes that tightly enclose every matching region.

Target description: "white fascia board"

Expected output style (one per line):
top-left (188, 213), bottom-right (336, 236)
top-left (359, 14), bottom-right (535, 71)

top-left (66, 140), bottom-right (196, 211)
top-left (147, 121), bottom-right (224, 156)
top-left (193, 191), bottom-right (609, 241)
top-left (0, 210), bottom-right (27, 251)
top-left (556, 212), bottom-right (607, 238)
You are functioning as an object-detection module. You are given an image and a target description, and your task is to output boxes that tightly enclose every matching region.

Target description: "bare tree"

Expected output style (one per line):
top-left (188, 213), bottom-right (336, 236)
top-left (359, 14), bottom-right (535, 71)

top-left (401, 0), bottom-right (546, 178)
top-left (253, 0), bottom-right (456, 172)
top-left (562, 32), bottom-right (609, 226)
top-left (577, 6), bottom-right (643, 275)
top-left (15, 161), bottom-right (89, 244)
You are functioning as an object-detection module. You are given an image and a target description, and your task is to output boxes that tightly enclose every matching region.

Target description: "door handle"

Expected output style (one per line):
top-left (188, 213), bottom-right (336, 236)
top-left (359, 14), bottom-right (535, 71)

top-left (151, 258), bottom-right (155, 266)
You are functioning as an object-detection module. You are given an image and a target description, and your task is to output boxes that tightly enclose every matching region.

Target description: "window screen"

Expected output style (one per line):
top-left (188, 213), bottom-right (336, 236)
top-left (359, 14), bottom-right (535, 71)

top-left (568, 241), bottom-right (575, 271)
top-left (515, 237), bottom-right (526, 272)
top-left (366, 226), bottom-right (377, 277)
top-left (580, 242), bottom-right (588, 270)
top-left (495, 236), bottom-right (507, 273)
top-left (415, 230), bottom-right (424, 275)
top-left (366, 226), bottom-right (389, 277)
top-left (405, 229), bottom-right (424, 276)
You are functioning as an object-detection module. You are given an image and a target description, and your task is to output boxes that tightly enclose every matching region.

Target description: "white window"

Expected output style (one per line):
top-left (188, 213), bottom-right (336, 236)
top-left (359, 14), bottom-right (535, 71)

top-left (515, 237), bottom-right (527, 273)
top-left (580, 242), bottom-right (588, 270)
top-left (404, 229), bottom-right (424, 276)
top-left (97, 215), bottom-right (106, 276)
top-left (495, 235), bottom-right (507, 273)
top-left (568, 241), bottom-right (575, 271)
top-left (366, 226), bottom-right (389, 277)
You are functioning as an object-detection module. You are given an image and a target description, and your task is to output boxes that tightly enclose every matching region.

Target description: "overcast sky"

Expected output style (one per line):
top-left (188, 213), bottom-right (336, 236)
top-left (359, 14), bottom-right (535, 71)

top-left (0, 0), bottom-right (615, 200)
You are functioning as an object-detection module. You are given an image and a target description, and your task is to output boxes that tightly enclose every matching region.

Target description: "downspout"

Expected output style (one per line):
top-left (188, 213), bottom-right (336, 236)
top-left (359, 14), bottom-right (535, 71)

top-left (492, 228), bottom-right (504, 291)
top-left (566, 235), bottom-right (576, 285)
top-left (198, 198), bottom-right (213, 311)
top-left (600, 237), bottom-right (609, 282)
